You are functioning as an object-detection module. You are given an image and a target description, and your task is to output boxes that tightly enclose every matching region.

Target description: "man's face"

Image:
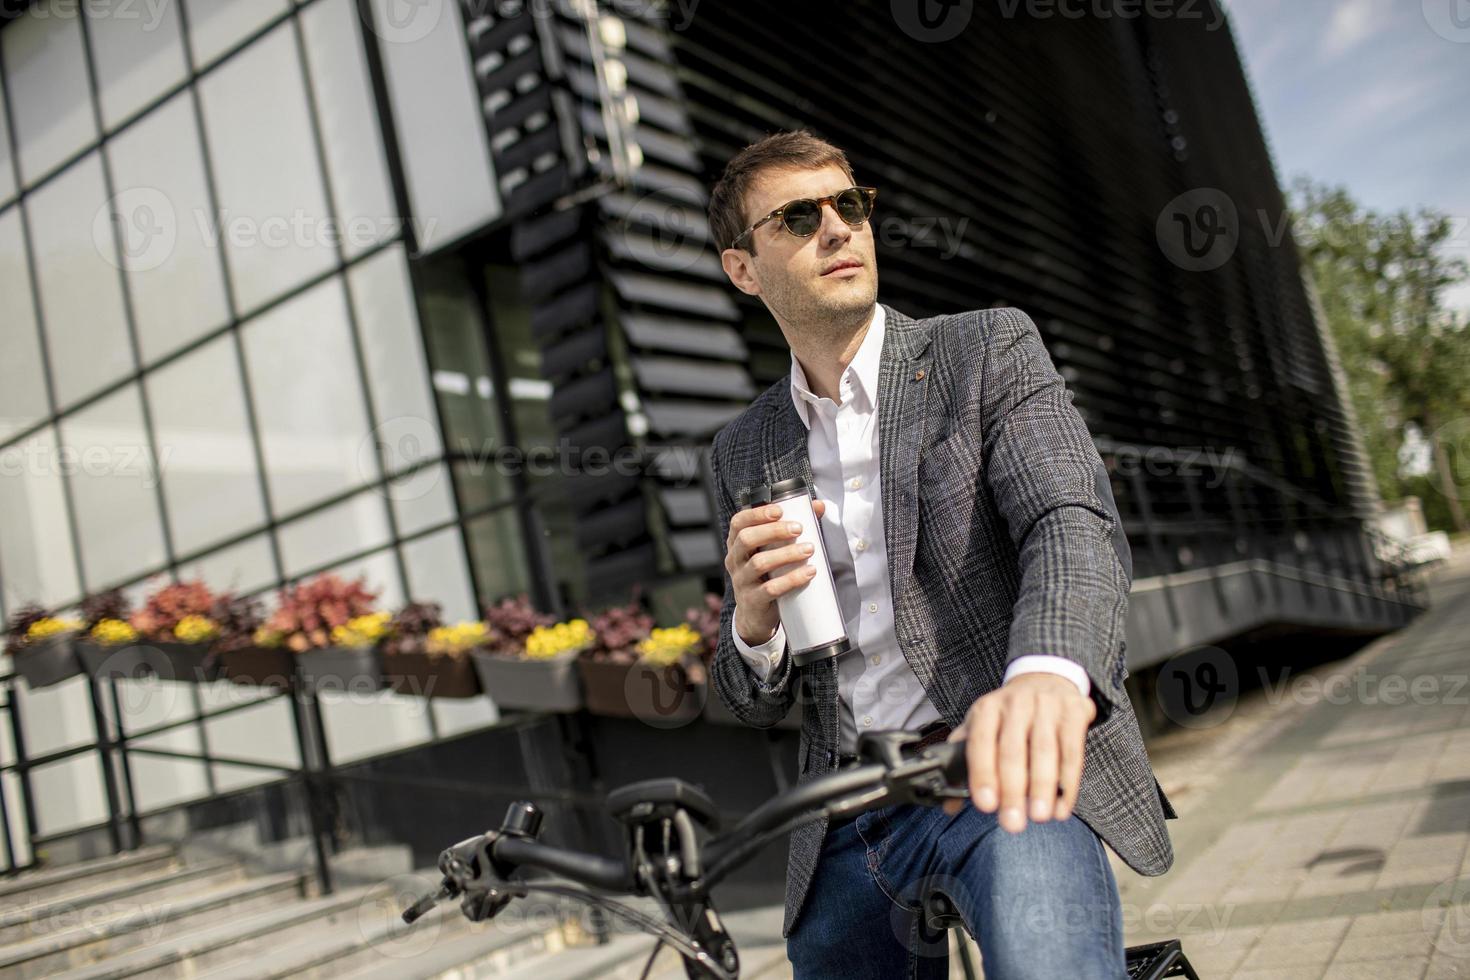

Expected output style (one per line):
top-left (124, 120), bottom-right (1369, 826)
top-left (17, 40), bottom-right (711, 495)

top-left (722, 164), bottom-right (879, 330)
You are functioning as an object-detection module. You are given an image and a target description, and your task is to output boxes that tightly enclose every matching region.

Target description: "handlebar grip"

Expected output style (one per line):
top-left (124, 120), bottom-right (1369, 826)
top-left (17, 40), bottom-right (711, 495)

top-left (927, 740), bottom-right (968, 789)
top-left (401, 889), bottom-right (442, 924)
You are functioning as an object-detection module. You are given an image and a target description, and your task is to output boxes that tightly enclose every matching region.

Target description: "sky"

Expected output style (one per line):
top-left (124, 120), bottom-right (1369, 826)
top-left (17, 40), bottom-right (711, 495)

top-left (1224, 0), bottom-right (1470, 317)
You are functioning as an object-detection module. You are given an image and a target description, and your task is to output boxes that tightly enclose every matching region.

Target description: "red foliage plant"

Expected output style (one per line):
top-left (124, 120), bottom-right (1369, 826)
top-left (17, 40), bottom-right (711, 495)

top-left (131, 581), bottom-right (218, 640)
top-left (586, 593), bottom-right (653, 662)
top-left (684, 592), bottom-right (722, 659)
top-left (260, 574), bottom-right (379, 653)
top-left (482, 593), bottom-right (552, 654)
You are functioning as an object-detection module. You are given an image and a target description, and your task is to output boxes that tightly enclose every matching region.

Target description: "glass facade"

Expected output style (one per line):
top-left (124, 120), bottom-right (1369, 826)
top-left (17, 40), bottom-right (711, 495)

top-left (0, 0), bottom-right (519, 842)
top-left (0, 0), bottom-right (515, 622)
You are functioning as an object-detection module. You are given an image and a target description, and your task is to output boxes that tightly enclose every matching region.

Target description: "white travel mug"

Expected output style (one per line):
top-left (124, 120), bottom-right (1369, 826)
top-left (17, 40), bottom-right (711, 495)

top-left (763, 476), bottom-right (851, 666)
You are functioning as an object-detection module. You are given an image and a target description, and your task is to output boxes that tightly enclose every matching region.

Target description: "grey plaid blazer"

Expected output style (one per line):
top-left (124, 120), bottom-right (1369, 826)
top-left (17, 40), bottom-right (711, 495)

top-left (707, 303), bottom-right (1176, 939)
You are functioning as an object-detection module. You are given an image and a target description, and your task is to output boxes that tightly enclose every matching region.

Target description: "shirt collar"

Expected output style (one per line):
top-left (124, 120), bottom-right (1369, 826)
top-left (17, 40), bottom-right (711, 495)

top-left (789, 303), bottom-right (886, 431)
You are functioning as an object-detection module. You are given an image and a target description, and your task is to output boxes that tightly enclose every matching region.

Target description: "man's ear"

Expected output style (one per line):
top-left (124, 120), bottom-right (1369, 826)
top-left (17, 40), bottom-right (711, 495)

top-left (721, 248), bottom-right (761, 297)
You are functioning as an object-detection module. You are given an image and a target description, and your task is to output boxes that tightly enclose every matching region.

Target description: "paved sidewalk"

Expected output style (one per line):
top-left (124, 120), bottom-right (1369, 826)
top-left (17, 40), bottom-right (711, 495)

top-left (1114, 542), bottom-right (1470, 979)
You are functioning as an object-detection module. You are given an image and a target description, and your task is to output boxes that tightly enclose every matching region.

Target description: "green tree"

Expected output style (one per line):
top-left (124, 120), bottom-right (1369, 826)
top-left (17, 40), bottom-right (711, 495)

top-left (1289, 177), bottom-right (1470, 533)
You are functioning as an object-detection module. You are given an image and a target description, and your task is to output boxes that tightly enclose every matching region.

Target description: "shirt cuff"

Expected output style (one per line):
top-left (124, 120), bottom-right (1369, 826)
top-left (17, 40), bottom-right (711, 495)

top-left (733, 622), bottom-right (786, 683)
top-left (1003, 655), bottom-right (1091, 699)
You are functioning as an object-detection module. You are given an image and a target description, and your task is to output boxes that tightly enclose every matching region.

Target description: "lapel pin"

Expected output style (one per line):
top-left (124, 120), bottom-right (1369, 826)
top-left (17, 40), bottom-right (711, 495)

top-left (914, 369), bottom-right (926, 381)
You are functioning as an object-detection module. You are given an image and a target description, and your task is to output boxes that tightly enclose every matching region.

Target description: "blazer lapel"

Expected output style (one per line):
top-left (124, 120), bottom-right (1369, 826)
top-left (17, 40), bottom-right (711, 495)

top-left (878, 303), bottom-right (933, 601)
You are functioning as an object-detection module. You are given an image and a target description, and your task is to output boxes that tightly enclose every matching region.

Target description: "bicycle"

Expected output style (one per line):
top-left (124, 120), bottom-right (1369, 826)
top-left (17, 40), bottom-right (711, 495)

top-left (401, 729), bottom-right (1199, 979)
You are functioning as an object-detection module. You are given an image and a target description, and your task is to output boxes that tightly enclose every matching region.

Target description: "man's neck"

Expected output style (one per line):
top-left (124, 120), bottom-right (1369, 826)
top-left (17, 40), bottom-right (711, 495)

top-left (789, 305), bottom-right (877, 404)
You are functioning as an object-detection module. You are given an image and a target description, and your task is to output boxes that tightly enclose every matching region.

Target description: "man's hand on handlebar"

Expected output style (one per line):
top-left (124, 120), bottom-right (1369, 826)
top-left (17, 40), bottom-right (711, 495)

top-left (942, 673), bottom-right (1095, 833)
top-left (725, 499), bottom-right (829, 646)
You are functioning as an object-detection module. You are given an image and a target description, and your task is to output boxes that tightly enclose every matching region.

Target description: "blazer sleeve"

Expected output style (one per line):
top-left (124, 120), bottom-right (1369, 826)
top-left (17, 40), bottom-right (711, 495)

top-left (706, 435), bottom-right (800, 728)
top-left (979, 308), bottom-right (1133, 723)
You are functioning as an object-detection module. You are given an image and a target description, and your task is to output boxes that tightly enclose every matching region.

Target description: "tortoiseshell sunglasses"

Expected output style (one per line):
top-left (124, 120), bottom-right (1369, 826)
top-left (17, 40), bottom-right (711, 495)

top-left (731, 186), bottom-right (878, 250)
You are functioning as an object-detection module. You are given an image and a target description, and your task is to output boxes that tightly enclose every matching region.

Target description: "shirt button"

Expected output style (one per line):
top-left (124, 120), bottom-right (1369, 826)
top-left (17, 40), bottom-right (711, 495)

top-left (867, 602), bottom-right (878, 613)
top-left (862, 716), bottom-right (872, 727)
top-left (871, 655), bottom-right (882, 665)
top-left (850, 477), bottom-right (863, 490)
top-left (769, 653), bottom-right (780, 664)
top-left (855, 538), bottom-right (868, 552)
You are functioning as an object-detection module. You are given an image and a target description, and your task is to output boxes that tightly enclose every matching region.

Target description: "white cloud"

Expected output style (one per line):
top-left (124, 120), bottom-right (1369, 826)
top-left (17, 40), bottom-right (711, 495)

top-left (1320, 0), bottom-right (1381, 60)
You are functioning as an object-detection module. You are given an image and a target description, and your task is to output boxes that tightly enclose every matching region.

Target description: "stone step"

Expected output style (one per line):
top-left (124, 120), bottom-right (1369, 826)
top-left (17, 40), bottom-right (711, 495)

top-left (46, 878), bottom-right (412, 980)
top-left (198, 873), bottom-right (574, 980)
top-left (330, 905), bottom-right (579, 980)
top-left (0, 846), bottom-right (180, 908)
top-left (0, 869), bottom-right (308, 979)
top-left (0, 858), bottom-right (244, 947)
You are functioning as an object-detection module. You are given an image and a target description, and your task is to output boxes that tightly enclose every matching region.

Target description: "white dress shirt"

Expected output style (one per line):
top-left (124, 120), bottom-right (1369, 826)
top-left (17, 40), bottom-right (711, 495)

top-left (733, 303), bottom-right (1090, 754)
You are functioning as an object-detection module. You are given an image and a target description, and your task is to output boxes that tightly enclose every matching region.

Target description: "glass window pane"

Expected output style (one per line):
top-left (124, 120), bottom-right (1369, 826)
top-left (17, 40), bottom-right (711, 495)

top-left (0, 428), bottom-right (81, 610)
top-left (0, 209), bottom-right (49, 441)
top-left (85, 0), bottom-right (189, 130)
top-left (389, 463), bottom-right (456, 537)
top-left (186, 0), bottom-right (291, 71)
top-left (299, 0), bottom-right (395, 260)
top-left (3, 13), bottom-right (96, 185)
top-left (0, 75), bottom-right (15, 206)
top-left (401, 527), bottom-right (475, 621)
top-left (347, 244), bottom-right (441, 476)
top-left (319, 547), bottom-right (403, 610)
top-left (177, 532), bottom-right (277, 595)
top-left (369, 0), bottom-right (499, 253)
top-left (464, 507), bottom-right (530, 607)
top-left (26, 153), bottom-right (134, 408)
top-left (278, 489), bottom-right (392, 578)
top-left (241, 276), bottom-right (377, 513)
top-left (106, 92), bottom-right (231, 364)
top-left (146, 334), bottom-right (267, 555)
top-left (60, 384), bottom-right (168, 588)
top-left (196, 21), bottom-right (334, 315)
top-left (417, 261), bottom-right (512, 506)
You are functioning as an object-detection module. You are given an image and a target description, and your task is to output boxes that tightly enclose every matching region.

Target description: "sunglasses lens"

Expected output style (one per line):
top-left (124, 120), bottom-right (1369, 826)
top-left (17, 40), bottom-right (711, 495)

top-left (836, 188), bottom-right (872, 224)
top-left (783, 201), bottom-right (822, 237)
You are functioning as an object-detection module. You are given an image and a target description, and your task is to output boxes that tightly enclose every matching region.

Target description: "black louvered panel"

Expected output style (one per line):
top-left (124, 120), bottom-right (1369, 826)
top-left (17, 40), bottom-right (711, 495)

top-left (540, 324), bottom-right (608, 380)
top-left (461, 0), bottom-right (583, 215)
top-left (529, 281), bottom-right (600, 342)
top-left (630, 356), bottom-right (755, 400)
top-left (576, 497), bottom-right (648, 551)
top-left (620, 312), bottom-right (746, 361)
top-left (547, 366), bottom-right (618, 428)
top-left (662, 0), bottom-right (1376, 572)
top-left (521, 239), bottom-right (595, 299)
top-left (584, 543), bottom-right (660, 600)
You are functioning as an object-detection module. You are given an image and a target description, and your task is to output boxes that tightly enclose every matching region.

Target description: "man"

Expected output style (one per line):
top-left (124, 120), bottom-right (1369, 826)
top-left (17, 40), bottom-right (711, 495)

top-left (705, 130), bottom-right (1176, 979)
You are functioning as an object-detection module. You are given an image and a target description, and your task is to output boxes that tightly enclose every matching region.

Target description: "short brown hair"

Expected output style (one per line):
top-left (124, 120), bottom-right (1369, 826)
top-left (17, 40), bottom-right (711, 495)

top-left (708, 129), bottom-right (857, 255)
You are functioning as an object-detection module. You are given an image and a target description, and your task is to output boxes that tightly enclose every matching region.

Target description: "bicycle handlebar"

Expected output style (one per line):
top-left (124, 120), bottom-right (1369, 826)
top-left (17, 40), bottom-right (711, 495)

top-left (399, 732), bottom-right (969, 979)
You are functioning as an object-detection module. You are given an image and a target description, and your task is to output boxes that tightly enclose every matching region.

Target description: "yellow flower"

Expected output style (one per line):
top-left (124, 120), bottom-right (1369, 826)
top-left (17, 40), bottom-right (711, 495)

top-left (253, 626), bottom-right (285, 648)
top-left (637, 624), bottom-right (702, 666)
top-left (26, 617), bottom-right (81, 641)
top-left (331, 611), bottom-right (391, 647)
top-left (524, 619), bottom-right (593, 659)
top-left (174, 615), bottom-right (220, 644)
top-left (91, 619), bottom-right (138, 646)
top-left (425, 621), bottom-right (490, 655)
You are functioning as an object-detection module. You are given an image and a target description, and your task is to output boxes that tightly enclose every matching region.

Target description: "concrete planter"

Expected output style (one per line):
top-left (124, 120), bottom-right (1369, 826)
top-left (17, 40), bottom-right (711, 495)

top-left (577, 656), bottom-right (705, 726)
top-left (78, 640), bottom-right (216, 682)
top-left (11, 635), bottom-right (83, 689)
top-left (381, 650), bottom-right (481, 699)
top-left (297, 646), bottom-right (382, 695)
top-left (470, 649), bottom-right (582, 712)
top-left (217, 645), bottom-right (296, 689)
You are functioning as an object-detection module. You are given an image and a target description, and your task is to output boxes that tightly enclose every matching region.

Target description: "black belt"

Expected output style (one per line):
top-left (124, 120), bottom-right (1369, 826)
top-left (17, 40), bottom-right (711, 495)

top-left (832, 720), bottom-right (953, 769)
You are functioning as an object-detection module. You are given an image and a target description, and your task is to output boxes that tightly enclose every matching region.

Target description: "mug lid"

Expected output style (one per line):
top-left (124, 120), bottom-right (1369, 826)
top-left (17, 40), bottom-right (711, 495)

top-left (768, 475), bottom-right (810, 498)
top-left (737, 484), bottom-right (772, 509)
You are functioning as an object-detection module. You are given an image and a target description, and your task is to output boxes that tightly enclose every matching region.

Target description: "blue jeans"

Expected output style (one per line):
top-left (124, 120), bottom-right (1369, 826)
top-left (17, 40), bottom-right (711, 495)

top-left (786, 802), bottom-right (1128, 979)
